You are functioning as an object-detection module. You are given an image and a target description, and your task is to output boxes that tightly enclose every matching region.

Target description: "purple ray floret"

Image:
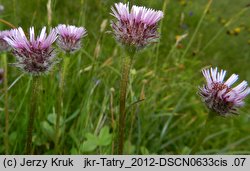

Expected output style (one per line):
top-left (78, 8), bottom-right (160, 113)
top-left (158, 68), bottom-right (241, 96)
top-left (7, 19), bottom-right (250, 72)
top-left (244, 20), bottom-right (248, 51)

top-left (0, 30), bottom-right (11, 52)
top-left (110, 2), bottom-right (164, 50)
top-left (56, 24), bottom-right (87, 53)
top-left (4, 27), bottom-right (58, 75)
top-left (199, 67), bottom-right (250, 115)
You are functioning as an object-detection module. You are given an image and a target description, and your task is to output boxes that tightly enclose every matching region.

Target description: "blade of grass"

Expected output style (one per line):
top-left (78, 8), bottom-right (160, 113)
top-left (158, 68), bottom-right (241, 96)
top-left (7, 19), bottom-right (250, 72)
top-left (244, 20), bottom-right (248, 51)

top-left (180, 0), bottom-right (213, 60)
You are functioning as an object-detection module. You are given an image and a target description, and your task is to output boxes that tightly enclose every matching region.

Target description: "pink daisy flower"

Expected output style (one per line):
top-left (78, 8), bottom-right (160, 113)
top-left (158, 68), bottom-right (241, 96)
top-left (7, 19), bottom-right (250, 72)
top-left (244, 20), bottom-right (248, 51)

top-left (199, 67), bottom-right (250, 115)
top-left (110, 2), bottom-right (163, 51)
top-left (56, 24), bottom-right (87, 53)
top-left (4, 27), bottom-right (58, 75)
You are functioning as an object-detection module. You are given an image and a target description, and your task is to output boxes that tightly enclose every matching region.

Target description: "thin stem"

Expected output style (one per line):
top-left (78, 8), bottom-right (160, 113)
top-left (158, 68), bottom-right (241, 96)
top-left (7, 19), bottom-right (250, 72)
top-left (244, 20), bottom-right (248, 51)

top-left (180, 0), bottom-right (213, 61)
top-left (55, 56), bottom-right (69, 153)
top-left (116, 55), bottom-right (133, 155)
top-left (154, 0), bottom-right (169, 73)
top-left (46, 0), bottom-right (52, 26)
top-left (2, 54), bottom-right (9, 154)
top-left (110, 88), bottom-right (115, 155)
top-left (26, 76), bottom-right (39, 154)
top-left (0, 18), bottom-right (16, 29)
top-left (190, 111), bottom-right (216, 154)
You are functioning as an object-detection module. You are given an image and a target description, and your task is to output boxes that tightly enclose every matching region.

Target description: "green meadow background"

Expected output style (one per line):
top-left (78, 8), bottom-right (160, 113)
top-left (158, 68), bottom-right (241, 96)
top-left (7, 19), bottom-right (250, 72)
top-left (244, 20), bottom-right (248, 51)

top-left (0, 0), bottom-right (250, 154)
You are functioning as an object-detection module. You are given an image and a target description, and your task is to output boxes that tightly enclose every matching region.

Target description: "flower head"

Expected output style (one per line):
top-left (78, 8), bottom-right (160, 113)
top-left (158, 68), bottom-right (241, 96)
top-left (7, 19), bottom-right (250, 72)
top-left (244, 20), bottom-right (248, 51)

top-left (4, 27), bottom-right (58, 75)
top-left (0, 30), bottom-right (11, 52)
top-left (199, 67), bottom-right (250, 116)
top-left (56, 24), bottom-right (87, 53)
top-left (110, 2), bottom-right (163, 51)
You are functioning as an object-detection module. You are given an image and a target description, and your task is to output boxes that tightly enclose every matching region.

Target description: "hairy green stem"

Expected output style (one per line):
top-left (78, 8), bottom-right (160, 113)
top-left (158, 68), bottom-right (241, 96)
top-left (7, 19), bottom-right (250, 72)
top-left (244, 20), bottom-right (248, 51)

top-left (117, 55), bottom-right (133, 155)
top-left (26, 76), bottom-right (39, 154)
top-left (2, 54), bottom-right (9, 154)
top-left (55, 57), bottom-right (69, 153)
top-left (190, 111), bottom-right (215, 154)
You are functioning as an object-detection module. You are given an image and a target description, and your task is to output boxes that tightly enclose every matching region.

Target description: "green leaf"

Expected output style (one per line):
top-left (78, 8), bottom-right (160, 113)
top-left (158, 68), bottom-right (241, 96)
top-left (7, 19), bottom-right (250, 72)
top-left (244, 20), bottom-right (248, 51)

top-left (81, 141), bottom-right (97, 152)
top-left (80, 133), bottom-right (98, 152)
top-left (41, 121), bottom-right (54, 140)
top-left (64, 109), bottom-right (80, 124)
top-left (9, 132), bottom-right (17, 144)
top-left (98, 126), bottom-right (112, 146)
top-left (47, 113), bottom-right (64, 126)
top-left (47, 113), bottom-right (56, 125)
top-left (181, 146), bottom-right (191, 154)
top-left (123, 140), bottom-right (135, 154)
top-left (140, 146), bottom-right (150, 155)
top-left (80, 127), bottom-right (112, 152)
top-left (86, 133), bottom-right (98, 142)
top-left (70, 147), bottom-right (79, 154)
